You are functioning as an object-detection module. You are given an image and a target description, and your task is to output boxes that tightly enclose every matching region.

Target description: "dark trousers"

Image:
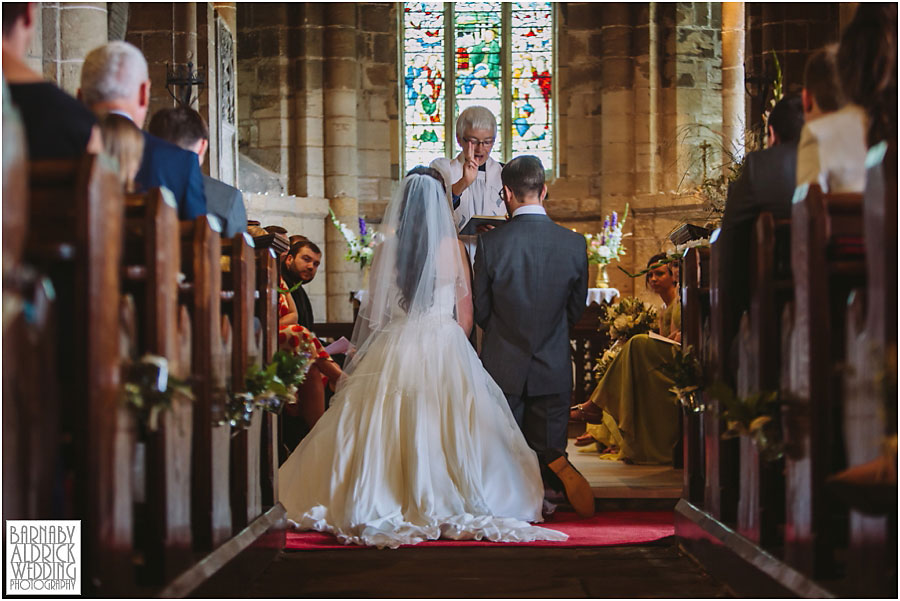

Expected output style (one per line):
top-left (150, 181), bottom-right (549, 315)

top-left (504, 390), bottom-right (570, 490)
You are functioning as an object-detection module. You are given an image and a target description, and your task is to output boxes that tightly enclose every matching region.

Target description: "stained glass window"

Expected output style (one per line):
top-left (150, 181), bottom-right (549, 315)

top-left (402, 2), bottom-right (555, 173)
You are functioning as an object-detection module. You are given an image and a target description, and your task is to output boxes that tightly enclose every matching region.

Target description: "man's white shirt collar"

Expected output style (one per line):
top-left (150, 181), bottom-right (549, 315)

top-left (108, 110), bottom-right (135, 123)
top-left (512, 205), bottom-right (547, 218)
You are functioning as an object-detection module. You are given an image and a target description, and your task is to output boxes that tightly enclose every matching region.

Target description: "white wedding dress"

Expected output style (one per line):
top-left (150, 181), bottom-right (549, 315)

top-left (277, 171), bottom-right (565, 549)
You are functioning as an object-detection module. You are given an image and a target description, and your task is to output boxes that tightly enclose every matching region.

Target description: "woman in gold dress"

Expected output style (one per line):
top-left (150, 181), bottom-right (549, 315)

top-left (570, 253), bottom-right (681, 464)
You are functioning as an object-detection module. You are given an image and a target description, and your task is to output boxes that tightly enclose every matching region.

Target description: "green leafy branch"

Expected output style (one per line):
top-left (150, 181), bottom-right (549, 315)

top-left (122, 355), bottom-right (193, 432)
top-left (707, 381), bottom-right (784, 462)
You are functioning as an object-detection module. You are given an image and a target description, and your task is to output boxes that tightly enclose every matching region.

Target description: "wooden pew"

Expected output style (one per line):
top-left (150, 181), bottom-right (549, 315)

top-left (703, 236), bottom-right (739, 523)
top-left (840, 143), bottom-right (897, 596)
top-left (680, 246), bottom-right (708, 503)
top-left (253, 242), bottom-right (280, 506)
top-left (734, 212), bottom-right (789, 546)
top-left (782, 184), bottom-right (865, 577)
top-left (221, 233), bottom-right (263, 532)
top-left (121, 189), bottom-right (193, 583)
top-left (180, 216), bottom-right (232, 551)
top-left (24, 155), bottom-right (132, 594)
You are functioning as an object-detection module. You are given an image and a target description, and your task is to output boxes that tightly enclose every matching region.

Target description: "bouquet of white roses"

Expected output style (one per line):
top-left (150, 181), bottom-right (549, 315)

top-left (329, 209), bottom-right (383, 269)
top-left (601, 296), bottom-right (658, 343)
top-left (594, 340), bottom-right (623, 380)
top-left (585, 204), bottom-right (629, 266)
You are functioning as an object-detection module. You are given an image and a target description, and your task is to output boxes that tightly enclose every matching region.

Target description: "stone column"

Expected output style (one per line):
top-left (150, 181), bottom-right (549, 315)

top-left (721, 3), bottom-right (746, 162)
top-left (42, 2), bottom-right (109, 95)
top-left (323, 3), bottom-right (359, 323)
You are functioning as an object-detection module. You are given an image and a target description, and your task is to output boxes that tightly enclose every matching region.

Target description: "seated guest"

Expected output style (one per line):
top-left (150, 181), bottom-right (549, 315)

top-left (837, 2), bottom-right (897, 149)
top-left (147, 107), bottom-right (247, 238)
top-left (281, 239), bottom-right (321, 330)
top-left (2, 2), bottom-right (102, 159)
top-left (570, 254), bottom-right (681, 464)
top-left (79, 41), bottom-right (206, 221)
top-left (99, 114), bottom-right (144, 192)
top-left (796, 45), bottom-right (867, 193)
top-left (716, 95), bottom-right (804, 352)
top-left (277, 274), bottom-right (342, 433)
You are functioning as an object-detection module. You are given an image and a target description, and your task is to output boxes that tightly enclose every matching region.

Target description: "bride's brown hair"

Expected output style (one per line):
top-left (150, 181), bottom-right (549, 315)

top-left (395, 166), bottom-right (446, 312)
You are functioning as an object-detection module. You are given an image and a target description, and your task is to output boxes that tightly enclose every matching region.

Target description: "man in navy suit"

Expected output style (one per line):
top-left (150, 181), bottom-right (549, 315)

top-left (148, 106), bottom-right (247, 237)
top-left (79, 41), bottom-right (206, 221)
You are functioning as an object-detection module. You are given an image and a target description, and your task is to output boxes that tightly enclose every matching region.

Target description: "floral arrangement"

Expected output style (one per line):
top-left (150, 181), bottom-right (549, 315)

top-left (594, 341), bottom-right (622, 381)
top-left (708, 381), bottom-right (783, 462)
top-left (585, 204), bottom-right (630, 266)
top-left (657, 345), bottom-right (705, 412)
top-left (329, 208), bottom-right (383, 269)
top-left (122, 355), bottom-right (193, 432)
top-left (220, 347), bottom-right (316, 430)
top-left (601, 296), bottom-right (658, 343)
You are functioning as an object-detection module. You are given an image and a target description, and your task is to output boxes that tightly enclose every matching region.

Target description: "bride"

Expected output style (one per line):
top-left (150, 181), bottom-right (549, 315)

top-left (278, 167), bottom-right (567, 548)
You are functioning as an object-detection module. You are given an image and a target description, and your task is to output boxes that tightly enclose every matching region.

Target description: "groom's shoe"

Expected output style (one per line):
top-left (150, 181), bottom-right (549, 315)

top-left (548, 456), bottom-right (595, 518)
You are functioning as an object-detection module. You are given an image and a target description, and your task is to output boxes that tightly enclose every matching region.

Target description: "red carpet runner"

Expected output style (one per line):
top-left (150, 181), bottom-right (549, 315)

top-left (285, 510), bottom-right (674, 550)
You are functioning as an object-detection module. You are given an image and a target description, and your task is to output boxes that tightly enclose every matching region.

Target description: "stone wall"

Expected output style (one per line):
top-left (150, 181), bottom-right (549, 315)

top-left (41, 2), bottom-right (108, 95)
top-left (244, 193), bottom-right (330, 320)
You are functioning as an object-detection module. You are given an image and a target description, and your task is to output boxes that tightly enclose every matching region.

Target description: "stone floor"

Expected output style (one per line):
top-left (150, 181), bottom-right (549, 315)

top-left (567, 439), bottom-right (683, 499)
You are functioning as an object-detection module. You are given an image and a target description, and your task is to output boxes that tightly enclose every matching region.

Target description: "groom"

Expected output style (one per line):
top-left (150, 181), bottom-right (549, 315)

top-left (473, 155), bottom-right (594, 518)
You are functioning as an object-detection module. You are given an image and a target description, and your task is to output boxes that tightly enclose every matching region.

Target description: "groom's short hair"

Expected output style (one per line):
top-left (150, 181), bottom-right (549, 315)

top-left (502, 155), bottom-right (545, 200)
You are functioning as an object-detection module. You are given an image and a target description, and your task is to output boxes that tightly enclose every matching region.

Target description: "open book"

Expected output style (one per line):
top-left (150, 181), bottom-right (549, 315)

top-left (459, 215), bottom-right (508, 236)
top-left (648, 331), bottom-right (681, 346)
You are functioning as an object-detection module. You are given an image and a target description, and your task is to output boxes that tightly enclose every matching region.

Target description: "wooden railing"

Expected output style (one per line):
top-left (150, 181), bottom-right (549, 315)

top-left (675, 146), bottom-right (897, 597)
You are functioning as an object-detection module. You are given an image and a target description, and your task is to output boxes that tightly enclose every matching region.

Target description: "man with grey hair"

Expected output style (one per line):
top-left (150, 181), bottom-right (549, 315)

top-left (79, 41), bottom-right (206, 220)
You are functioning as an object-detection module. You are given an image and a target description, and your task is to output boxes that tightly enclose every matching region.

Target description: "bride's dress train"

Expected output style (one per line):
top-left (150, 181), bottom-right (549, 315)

top-left (277, 304), bottom-right (567, 548)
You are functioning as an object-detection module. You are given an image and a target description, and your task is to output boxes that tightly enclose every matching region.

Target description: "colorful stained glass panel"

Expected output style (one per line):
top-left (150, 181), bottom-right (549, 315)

top-left (510, 2), bottom-right (553, 168)
top-left (402, 2), bottom-right (554, 172)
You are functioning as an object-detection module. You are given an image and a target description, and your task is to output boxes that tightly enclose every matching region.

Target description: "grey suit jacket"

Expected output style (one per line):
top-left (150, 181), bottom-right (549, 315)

top-left (202, 175), bottom-right (248, 239)
top-left (474, 213), bottom-right (588, 396)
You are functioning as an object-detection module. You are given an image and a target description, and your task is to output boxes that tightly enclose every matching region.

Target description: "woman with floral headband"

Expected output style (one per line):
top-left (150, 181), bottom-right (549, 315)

top-left (570, 253), bottom-right (681, 464)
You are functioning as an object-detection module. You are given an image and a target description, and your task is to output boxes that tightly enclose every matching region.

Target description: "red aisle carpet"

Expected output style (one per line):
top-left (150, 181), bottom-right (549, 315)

top-left (284, 511), bottom-right (674, 550)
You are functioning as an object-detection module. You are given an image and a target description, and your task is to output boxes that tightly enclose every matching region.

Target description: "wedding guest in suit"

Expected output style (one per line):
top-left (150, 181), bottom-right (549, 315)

top-left (79, 41), bottom-right (206, 221)
top-left (2, 2), bottom-right (102, 159)
top-left (99, 113), bottom-right (144, 192)
top-left (715, 95), bottom-right (804, 353)
top-left (570, 254), bottom-right (682, 464)
top-left (281, 238), bottom-right (321, 330)
top-left (431, 105), bottom-right (505, 264)
top-left (796, 45), bottom-right (867, 193)
top-left (147, 106), bottom-right (247, 238)
top-left (474, 155), bottom-right (593, 518)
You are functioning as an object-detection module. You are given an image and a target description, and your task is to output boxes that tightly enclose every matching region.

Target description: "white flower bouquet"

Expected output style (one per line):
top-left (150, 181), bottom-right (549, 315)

top-left (601, 296), bottom-right (658, 343)
top-left (585, 204), bottom-right (630, 266)
top-left (329, 209), bottom-right (383, 269)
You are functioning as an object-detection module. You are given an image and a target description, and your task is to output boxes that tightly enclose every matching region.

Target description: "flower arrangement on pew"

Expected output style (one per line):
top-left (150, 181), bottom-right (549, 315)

top-left (593, 297), bottom-right (658, 379)
top-left (657, 345), bottom-right (705, 413)
top-left (122, 355), bottom-right (193, 432)
top-left (221, 347), bottom-right (316, 431)
top-left (584, 204), bottom-right (629, 287)
top-left (328, 208), bottom-right (383, 269)
top-left (707, 381), bottom-right (784, 462)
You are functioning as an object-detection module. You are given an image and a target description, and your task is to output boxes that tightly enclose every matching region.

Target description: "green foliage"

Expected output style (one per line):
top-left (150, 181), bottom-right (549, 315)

top-left (708, 381), bottom-right (783, 462)
top-left (657, 345), bottom-right (704, 398)
top-left (122, 355), bottom-right (193, 432)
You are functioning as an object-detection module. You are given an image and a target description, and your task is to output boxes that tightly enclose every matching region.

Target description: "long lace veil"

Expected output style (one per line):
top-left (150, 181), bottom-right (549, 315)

top-left (343, 172), bottom-right (470, 378)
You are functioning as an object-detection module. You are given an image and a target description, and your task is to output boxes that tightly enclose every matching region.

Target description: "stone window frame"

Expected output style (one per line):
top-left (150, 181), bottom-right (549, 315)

top-left (399, 2), bottom-right (558, 177)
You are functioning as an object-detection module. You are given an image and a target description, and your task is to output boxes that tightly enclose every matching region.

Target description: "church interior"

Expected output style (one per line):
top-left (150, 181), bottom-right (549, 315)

top-left (2, 1), bottom-right (896, 598)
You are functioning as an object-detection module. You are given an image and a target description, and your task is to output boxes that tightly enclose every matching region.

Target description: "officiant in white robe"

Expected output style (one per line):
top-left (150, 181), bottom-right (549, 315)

top-left (431, 106), bottom-right (505, 265)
